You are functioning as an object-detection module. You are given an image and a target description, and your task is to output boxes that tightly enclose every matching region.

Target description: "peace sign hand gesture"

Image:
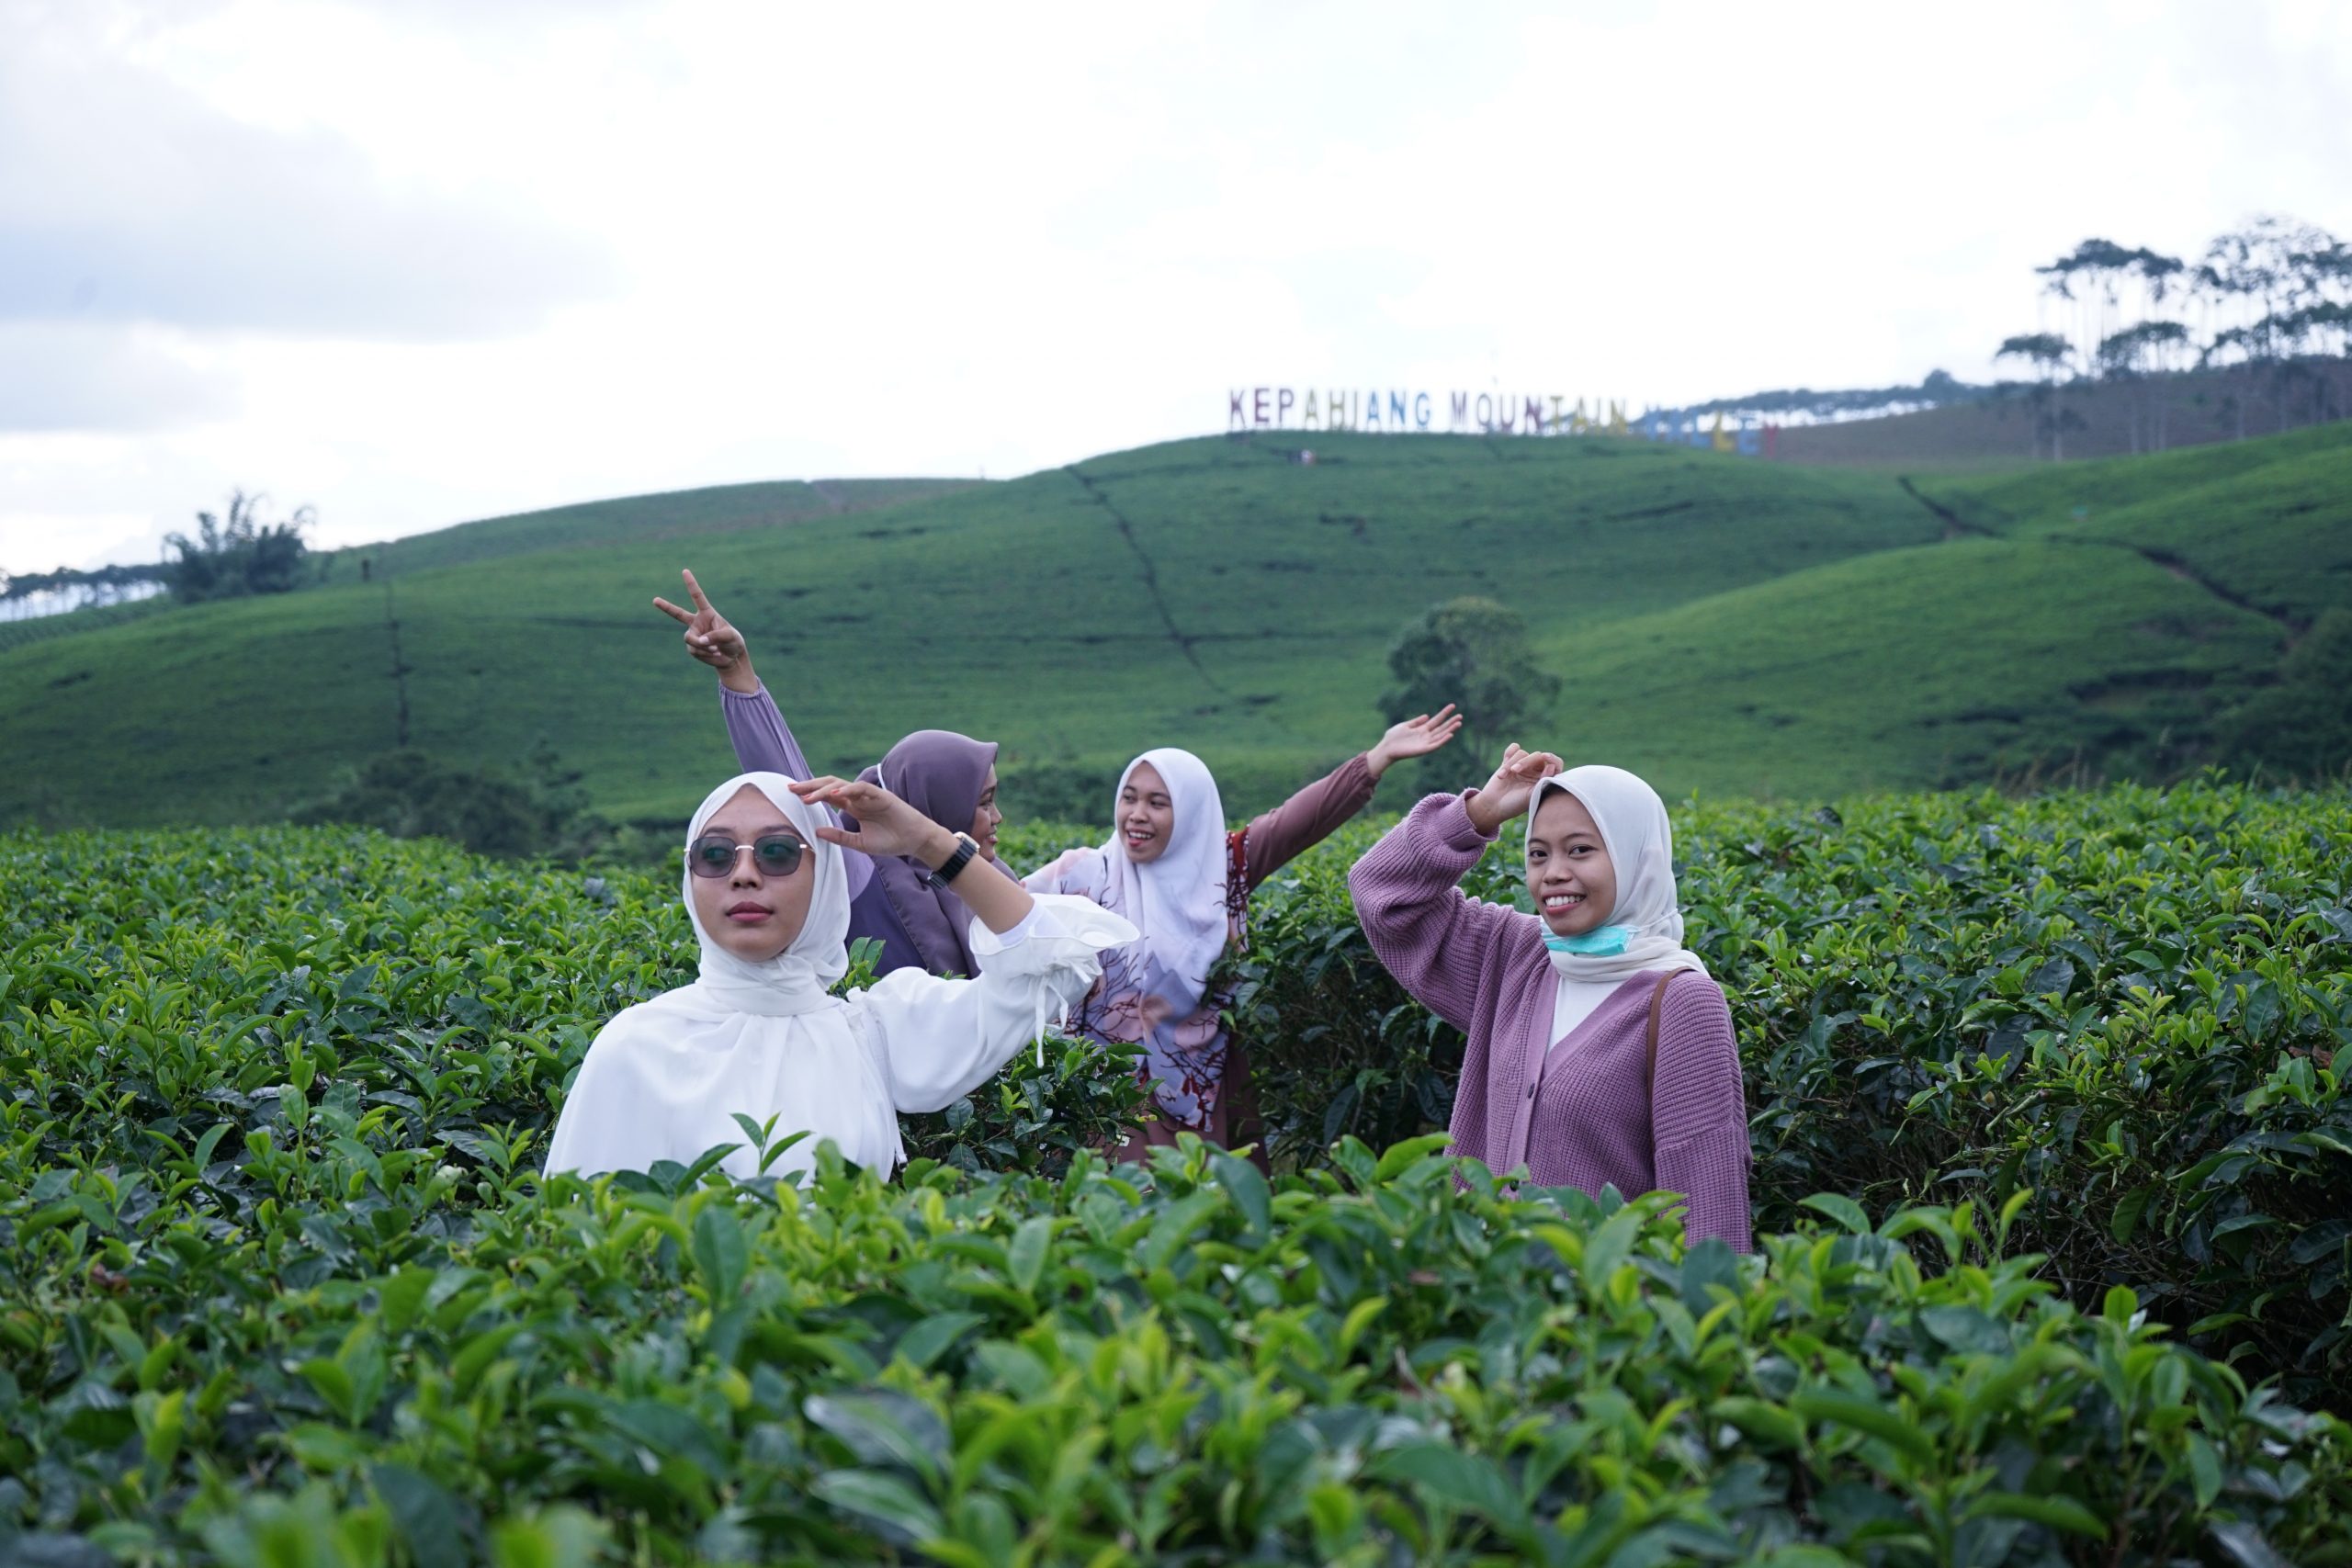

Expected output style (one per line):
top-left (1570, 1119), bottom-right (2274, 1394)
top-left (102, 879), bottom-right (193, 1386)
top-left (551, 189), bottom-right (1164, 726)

top-left (653, 569), bottom-right (756, 692)
top-left (1464, 743), bottom-right (1565, 836)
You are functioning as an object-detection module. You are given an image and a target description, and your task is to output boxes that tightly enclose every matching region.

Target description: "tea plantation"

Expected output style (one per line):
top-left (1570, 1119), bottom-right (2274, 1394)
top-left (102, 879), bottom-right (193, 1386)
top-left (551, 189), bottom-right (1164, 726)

top-left (5, 779), bottom-right (2351, 1564)
top-left (10, 422), bottom-right (2349, 834)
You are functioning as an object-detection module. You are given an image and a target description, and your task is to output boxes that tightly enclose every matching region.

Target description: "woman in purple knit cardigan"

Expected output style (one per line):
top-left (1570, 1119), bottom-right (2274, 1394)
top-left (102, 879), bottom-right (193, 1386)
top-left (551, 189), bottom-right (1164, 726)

top-left (1348, 744), bottom-right (1752, 1249)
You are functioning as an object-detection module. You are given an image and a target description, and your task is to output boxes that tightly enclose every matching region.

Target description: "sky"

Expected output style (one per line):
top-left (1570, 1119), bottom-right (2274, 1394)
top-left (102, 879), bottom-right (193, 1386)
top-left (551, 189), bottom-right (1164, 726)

top-left (4, 0), bottom-right (2348, 573)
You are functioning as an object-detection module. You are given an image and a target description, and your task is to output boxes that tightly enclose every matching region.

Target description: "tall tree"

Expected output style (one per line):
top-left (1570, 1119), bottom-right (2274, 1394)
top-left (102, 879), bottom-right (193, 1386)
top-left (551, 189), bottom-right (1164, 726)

top-left (1996, 333), bottom-right (2073, 458)
top-left (165, 491), bottom-right (315, 604)
top-left (2097, 321), bottom-right (2190, 452)
top-left (1381, 597), bottom-right (1559, 768)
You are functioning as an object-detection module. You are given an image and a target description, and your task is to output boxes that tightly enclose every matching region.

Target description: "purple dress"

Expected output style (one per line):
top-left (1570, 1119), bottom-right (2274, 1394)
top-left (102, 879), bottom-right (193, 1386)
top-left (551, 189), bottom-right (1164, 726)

top-left (1348, 791), bottom-right (1752, 1249)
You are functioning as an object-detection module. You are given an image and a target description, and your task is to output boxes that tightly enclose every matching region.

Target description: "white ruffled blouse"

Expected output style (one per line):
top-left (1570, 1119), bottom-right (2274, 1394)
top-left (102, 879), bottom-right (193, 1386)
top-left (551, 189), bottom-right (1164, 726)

top-left (545, 894), bottom-right (1128, 1181)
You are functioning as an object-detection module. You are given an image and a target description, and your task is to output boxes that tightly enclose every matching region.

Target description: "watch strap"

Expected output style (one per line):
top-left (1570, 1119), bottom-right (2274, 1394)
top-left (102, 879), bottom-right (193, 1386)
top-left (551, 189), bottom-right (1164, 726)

top-left (927, 832), bottom-right (979, 888)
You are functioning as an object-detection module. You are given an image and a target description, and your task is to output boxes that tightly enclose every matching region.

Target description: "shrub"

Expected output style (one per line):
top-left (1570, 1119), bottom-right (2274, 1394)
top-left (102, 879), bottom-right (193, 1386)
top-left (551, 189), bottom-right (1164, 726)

top-left (2217, 607), bottom-right (2352, 781)
top-left (4, 801), bottom-right (2350, 1561)
top-left (293, 750), bottom-right (614, 863)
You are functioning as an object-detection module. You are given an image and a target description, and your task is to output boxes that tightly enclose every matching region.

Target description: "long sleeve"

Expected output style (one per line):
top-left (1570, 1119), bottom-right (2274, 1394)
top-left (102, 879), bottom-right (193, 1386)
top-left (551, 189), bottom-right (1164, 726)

top-left (1238, 752), bottom-right (1377, 891)
top-left (720, 681), bottom-right (815, 778)
top-left (1346, 792), bottom-right (1526, 1034)
top-left (719, 682), bottom-right (870, 900)
top-left (1649, 974), bottom-right (1753, 1251)
top-left (1020, 847), bottom-right (1094, 897)
top-left (855, 896), bottom-right (1138, 1111)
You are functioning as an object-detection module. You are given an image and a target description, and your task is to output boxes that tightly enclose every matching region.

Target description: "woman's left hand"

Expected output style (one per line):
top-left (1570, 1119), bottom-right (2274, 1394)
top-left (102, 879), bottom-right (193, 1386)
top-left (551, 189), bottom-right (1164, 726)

top-left (1368, 704), bottom-right (1464, 779)
top-left (790, 776), bottom-right (955, 864)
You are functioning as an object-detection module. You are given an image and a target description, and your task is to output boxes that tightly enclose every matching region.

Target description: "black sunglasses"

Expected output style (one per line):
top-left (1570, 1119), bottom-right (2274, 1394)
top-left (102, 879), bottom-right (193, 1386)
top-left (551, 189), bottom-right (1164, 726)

top-left (686, 831), bottom-right (808, 880)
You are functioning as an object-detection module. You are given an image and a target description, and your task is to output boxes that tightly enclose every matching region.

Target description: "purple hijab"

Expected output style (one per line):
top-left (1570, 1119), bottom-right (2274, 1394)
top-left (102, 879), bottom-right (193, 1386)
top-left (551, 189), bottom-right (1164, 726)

top-left (848, 729), bottom-right (1012, 977)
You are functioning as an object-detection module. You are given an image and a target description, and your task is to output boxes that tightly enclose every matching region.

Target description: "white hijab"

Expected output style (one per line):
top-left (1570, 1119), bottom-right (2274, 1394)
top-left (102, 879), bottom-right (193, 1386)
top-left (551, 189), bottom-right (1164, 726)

top-left (1529, 767), bottom-right (1709, 984)
top-left (662, 772), bottom-right (851, 1019)
top-left (1096, 747), bottom-right (1231, 1011)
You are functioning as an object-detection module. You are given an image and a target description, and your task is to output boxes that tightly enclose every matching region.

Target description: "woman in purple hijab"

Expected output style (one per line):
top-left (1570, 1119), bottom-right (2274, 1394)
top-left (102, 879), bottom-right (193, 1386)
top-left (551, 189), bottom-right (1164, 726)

top-left (656, 570), bottom-right (1017, 978)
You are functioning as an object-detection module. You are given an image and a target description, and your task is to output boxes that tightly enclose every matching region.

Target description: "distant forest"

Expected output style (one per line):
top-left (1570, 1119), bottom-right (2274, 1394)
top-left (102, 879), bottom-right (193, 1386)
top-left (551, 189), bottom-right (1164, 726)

top-left (1676, 215), bottom-right (2352, 457)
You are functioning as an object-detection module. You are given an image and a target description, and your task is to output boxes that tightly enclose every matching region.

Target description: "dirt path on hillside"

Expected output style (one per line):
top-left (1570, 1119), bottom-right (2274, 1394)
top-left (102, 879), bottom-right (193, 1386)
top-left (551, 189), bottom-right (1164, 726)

top-left (1896, 477), bottom-right (1996, 539)
top-left (1065, 468), bottom-right (1227, 693)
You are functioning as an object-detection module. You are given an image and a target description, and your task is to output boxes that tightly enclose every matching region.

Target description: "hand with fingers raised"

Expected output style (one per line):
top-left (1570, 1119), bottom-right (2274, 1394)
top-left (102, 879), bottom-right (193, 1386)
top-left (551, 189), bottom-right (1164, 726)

top-left (654, 569), bottom-right (758, 693)
top-left (790, 775), bottom-right (1037, 933)
top-left (1464, 743), bottom-right (1566, 835)
top-left (1367, 703), bottom-right (1465, 781)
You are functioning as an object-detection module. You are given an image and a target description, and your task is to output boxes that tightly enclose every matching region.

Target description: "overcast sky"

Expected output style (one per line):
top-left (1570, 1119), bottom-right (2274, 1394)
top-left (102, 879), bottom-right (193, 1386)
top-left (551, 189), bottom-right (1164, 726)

top-left (4, 0), bottom-right (2347, 572)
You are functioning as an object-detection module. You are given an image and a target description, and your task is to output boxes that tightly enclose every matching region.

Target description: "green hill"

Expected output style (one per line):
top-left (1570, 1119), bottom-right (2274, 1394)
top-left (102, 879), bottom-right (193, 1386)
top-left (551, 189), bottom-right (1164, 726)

top-left (4, 426), bottom-right (2345, 832)
top-left (342, 476), bottom-right (982, 576)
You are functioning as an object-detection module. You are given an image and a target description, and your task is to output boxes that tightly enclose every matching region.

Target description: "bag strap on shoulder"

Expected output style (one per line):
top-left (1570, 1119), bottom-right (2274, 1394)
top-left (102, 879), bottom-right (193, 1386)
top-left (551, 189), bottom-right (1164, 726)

top-left (1643, 969), bottom-right (1682, 1096)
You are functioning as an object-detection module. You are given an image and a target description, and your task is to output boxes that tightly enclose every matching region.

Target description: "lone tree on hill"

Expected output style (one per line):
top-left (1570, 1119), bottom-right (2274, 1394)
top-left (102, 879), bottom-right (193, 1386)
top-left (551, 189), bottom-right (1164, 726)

top-left (1382, 597), bottom-right (1559, 768)
top-left (165, 491), bottom-right (314, 604)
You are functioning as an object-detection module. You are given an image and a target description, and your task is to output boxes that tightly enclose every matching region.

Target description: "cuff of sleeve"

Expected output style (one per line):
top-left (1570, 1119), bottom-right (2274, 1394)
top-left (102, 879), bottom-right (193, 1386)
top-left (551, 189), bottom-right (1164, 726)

top-left (718, 681), bottom-right (768, 702)
top-left (1442, 790), bottom-right (1500, 849)
top-left (969, 894), bottom-right (1139, 972)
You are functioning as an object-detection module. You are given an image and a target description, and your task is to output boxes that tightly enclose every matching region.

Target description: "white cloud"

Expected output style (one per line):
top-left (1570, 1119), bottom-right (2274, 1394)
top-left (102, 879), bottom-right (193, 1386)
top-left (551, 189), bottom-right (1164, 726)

top-left (1, 0), bottom-right (2346, 572)
top-left (0, 0), bottom-right (617, 340)
top-left (0, 321), bottom-right (234, 432)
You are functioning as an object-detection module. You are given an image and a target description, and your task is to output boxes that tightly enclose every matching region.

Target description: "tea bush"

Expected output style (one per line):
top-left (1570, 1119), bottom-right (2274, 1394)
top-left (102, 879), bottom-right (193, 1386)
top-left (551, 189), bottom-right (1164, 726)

top-left (3, 795), bottom-right (2350, 1564)
top-left (1224, 781), bottom-right (2352, 1400)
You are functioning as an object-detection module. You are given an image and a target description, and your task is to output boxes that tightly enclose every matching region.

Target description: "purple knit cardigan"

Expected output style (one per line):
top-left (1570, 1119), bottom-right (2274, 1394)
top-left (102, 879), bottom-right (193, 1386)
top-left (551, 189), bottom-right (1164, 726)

top-left (1348, 792), bottom-right (1753, 1250)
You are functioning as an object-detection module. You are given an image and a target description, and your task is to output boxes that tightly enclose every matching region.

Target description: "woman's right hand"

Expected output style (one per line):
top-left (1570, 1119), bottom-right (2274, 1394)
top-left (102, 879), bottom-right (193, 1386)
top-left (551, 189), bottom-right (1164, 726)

top-left (653, 569), bottom-right (756, 692)
top-left (1464, 743), bottom-right (1564, 835)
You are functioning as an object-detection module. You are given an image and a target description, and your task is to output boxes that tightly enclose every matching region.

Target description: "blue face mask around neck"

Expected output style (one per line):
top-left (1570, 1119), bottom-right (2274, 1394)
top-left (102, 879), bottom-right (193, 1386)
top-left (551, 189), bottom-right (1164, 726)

top-left (1543, 925), bottom-right (1639, 957)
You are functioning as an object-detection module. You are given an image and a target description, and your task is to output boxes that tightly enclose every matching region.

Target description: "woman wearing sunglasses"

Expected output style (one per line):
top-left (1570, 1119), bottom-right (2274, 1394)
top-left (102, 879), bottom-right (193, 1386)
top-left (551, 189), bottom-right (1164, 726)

top-left (544, 771), bottom-right (1136, 1181)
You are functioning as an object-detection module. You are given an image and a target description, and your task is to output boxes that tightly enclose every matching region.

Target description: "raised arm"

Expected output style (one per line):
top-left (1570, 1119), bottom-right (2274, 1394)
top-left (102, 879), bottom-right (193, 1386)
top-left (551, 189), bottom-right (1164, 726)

top-left (1347, 794), bottom-right (1521, 1032)
top-left (1346, 744), bottom-right (1559, 1032)
top-left (657, 569), bottom-right (871, 895)
top-left (653, 569), bottom-right (810, 773)
top-left (1240, 705), bottom-right (1463, 889)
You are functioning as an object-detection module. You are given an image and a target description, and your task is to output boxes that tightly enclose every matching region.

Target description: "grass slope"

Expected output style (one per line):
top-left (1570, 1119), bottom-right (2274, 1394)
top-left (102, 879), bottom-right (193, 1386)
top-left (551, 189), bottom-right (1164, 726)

top-left (0, 434), bottom-right (1935, 829)
top-left (1543, 426), bottom-right (2352, 795)
top-left (5, 424), bottom-right (2346, 830)
top-left (341, 476), bottom-right (982, 576)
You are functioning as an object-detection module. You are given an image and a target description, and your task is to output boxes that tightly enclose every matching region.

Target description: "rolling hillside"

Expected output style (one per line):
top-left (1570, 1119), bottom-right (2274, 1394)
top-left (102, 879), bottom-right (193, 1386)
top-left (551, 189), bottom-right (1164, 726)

top-left (3, 425), bottom-right (2342, 831)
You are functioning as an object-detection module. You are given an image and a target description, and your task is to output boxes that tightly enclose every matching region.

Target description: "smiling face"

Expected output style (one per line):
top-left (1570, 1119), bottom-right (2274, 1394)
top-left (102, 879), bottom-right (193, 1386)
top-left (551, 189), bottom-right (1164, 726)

top-left (686, 784), bottom-right (817, 963)
top-left (971, 766), bottom-right (1002, 861)
top-left (1526, 787), bottom-right (1618, 938)
top-left (1117, 760), bottom-right (1176, 864)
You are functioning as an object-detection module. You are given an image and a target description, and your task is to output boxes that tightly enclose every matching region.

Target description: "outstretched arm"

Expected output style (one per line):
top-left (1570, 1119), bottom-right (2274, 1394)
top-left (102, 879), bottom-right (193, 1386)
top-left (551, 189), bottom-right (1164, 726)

top-left (1239, 705), bottom-right (1464, 889)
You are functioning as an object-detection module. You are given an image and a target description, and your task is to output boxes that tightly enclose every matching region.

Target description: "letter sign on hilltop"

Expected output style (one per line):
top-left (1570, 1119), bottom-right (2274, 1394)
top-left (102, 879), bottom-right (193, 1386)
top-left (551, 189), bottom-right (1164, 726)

top-left (1225, 385), bottom-right (1770, 455)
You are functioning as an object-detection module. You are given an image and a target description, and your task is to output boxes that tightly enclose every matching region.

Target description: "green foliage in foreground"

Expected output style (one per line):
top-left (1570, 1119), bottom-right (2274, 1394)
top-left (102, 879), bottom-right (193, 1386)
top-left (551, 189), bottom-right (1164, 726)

top-left (1223, 781), bottom-right (2352, 1401)
top-left (3, 787), bottom-right (2351, 1563)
